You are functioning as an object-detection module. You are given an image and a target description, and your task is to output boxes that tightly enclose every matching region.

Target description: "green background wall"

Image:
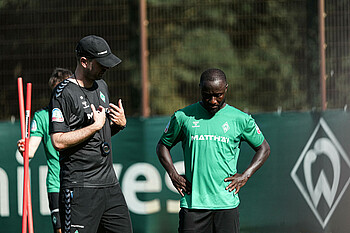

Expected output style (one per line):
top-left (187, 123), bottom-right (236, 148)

top-left (0, 110), bottom-right (350, 233)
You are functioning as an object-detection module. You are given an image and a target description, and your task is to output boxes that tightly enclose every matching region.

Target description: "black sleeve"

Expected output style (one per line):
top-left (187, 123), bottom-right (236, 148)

top-left (49, 89), bottom-right (72, 134)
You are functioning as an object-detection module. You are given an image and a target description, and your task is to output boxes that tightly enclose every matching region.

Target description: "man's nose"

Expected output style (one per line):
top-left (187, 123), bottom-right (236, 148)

top-left (209, 96), bottom-right (217, 104)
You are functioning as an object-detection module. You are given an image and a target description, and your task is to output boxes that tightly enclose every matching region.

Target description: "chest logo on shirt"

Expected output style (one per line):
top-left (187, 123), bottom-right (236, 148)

top-left (82, 100), bottom-right (89, 109)
top-left (52, 108), bottom-right (64, 122)
top-left (100, 91), bottom-right (106, 103)
top-left (192, 121), bottom-right (200, 128)
top-left (222, 122), bottom-right (230, 133)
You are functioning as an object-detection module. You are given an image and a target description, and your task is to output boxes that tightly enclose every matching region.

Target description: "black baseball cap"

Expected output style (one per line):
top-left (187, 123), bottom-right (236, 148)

top-left (75, 35), bottom-right (121, 68)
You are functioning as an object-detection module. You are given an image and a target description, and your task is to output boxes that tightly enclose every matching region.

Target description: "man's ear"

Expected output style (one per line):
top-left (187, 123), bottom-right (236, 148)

top-left (80, 57), bottom-right (89, 68)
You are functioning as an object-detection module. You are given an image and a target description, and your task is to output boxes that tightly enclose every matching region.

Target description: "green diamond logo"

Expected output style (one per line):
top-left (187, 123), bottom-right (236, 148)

top-left (100, 91), bottom-right (106, 103)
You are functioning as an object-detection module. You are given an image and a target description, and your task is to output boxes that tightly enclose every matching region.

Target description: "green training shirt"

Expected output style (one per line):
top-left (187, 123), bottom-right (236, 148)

top-left (160, 102), bottom-right (265, 209)
top-left (31, 107), bottom-right (60, 193)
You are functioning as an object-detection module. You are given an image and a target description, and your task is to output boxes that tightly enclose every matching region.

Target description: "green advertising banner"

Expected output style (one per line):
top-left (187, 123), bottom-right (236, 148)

top-left (0, 110), bottom-right (350, 233)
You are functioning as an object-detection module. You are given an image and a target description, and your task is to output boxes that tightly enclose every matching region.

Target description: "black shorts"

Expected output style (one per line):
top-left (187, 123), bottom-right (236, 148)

top-left (60, 184), bottom-right (133, 233)
top-left (178, 207), bottom-right (240, 233)
top-left (48, 192), bottom-right (61, 232)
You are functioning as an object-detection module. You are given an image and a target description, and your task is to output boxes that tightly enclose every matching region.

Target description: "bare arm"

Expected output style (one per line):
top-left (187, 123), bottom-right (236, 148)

top-left (51, 104), bottom-right (106, 151)
top-left (17, 136), bottom-right (42, 159)
top-left (224, 139), bottom-right (270, 194)
top-left (156, 140), bottom-right (191, 196)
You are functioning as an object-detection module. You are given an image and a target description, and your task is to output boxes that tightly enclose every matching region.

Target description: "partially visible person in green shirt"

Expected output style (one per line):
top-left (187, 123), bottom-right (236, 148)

top-left (156, 68), bottom-right (271, 233)
top-left (17, 67), bottom-right (72, 233)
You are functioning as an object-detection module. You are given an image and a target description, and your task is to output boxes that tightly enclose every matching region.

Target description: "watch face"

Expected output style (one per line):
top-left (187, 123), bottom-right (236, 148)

top-left (101, 142), bottom-right (110, 156)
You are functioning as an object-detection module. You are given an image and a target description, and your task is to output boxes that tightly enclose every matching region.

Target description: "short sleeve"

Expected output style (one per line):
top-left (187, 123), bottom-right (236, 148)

top-left (241, 116), bottom-right (265, 148)
top-left (49, 91), bottom-right (71, 134)
top-left (30, 111), bottom-right (44, 137)
top-left (160, 113), bottom-right (183, 147)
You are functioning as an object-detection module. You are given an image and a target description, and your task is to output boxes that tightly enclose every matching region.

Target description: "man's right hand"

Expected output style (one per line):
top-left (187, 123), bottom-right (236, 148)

top-left (17, 139), bottom-right (25, 153)
top-left (170, 173), bottom-right (192, 197)
top-left (91, 104), bottom-right (106, 131)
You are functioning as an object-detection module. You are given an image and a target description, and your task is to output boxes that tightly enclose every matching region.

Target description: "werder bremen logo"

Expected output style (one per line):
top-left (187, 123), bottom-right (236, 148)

top-left (291, 118), bottom-right (350, 229)
top-left (222, 122), bottom-right (230, 133)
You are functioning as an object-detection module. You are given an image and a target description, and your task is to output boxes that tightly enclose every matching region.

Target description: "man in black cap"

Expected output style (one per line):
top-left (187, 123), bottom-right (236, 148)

top-left (49, 35), bottom-right (133, 233)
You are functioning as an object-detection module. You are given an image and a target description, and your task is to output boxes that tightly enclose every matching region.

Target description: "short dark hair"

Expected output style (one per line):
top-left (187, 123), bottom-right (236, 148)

top-left (200, 68), bottom-right (227, 86)
top-left (48, 68), bottom-right (72, 90)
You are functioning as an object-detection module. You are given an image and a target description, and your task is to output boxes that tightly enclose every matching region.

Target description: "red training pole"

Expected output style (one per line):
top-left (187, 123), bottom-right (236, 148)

top-left (18, 78), bottom-right (28, 233)
top-left (25, 83), bottom-right (34, 233)
top-left (17, 78), bottom-right (25, 139)
top-left (18, 79), bottom-right (34, 233)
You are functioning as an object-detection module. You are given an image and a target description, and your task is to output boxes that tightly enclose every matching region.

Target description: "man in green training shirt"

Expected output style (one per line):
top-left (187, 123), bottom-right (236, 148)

top-left (156, 68), bottom-right (270, 233)
top-left (17, 67), bottom-right (72, 233)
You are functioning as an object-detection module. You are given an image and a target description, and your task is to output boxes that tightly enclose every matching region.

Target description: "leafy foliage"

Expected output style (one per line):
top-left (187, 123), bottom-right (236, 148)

top-left (148, 0), bottom-right (313, 114)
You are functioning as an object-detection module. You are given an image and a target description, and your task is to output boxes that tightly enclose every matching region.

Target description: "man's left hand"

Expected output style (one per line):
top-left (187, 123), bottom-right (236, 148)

top-left (108, 99), bottom-right (126, 128)
top-left (224, 173), bottom-right (249, 195)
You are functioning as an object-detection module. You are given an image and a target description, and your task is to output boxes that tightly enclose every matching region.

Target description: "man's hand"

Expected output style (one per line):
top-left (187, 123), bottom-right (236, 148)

top-left (224, 139), bottom-right (270, 195)
top-left (17, 139), bottom-right (25, 154)
top-left (108, 99), bottom-right (126, 127)
top-left (170, 173), bottom-right (192, 197)
top-left (224, 173), bottom-right (249, 195)
top-left (16, 137), bottom-right (41, 159)
top-left (156, 141), bottom-right (191, 196)
top-left (91, 104), bottom-right (106, 130)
